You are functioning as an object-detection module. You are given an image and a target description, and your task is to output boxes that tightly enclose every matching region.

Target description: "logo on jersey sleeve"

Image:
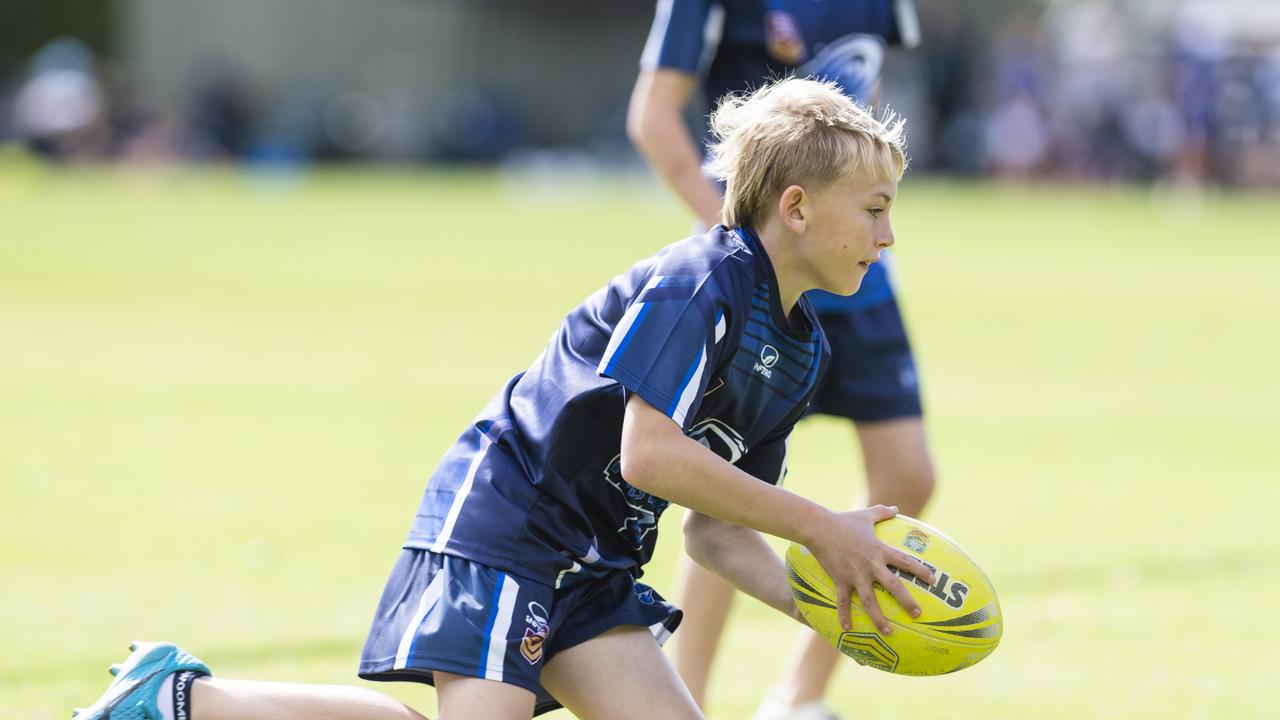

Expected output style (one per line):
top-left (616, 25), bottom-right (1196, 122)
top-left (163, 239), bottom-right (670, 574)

top-left (520, 601), bottom-right (550, 665)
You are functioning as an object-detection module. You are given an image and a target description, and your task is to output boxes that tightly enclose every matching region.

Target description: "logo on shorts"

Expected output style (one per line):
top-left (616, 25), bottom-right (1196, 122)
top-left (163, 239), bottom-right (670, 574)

top-left (903, 530), bottom-right (930, 554)
top-left (898, 356), bottom-right (918, 390)
top-left (521, 601), bottom-right (550, 665)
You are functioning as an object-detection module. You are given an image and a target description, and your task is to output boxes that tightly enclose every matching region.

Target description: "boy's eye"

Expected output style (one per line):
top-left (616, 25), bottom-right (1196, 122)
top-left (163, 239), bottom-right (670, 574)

top-left (868, 208), bottom-right (883, 217)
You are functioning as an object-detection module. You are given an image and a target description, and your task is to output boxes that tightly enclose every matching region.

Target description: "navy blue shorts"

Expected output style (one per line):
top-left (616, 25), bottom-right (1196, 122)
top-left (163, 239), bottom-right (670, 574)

top-left (358, 549), bottom-right (682, 716)
top-left (809, 297), bottom-right (923, 422)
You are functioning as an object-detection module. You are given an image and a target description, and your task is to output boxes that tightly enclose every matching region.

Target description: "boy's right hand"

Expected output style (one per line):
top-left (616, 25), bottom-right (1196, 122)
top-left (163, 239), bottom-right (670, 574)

top-left (806, 504), bottom-right (937, 636)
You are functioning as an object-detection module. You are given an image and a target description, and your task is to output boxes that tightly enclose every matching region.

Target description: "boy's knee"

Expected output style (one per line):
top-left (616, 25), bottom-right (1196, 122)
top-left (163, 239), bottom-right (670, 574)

top-left (868, 461), bottom-right (935, 516)
top-left (910, 463), bottom-right (937, 507)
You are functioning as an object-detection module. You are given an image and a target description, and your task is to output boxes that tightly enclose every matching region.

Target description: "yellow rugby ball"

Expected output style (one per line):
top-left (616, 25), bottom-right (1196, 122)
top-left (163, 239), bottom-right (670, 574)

top-left (786, 515), bottom-right (1002, 676)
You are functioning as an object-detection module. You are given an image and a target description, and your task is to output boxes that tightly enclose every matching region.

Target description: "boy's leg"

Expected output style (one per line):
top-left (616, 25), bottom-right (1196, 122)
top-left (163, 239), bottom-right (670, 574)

top-left (858, 418), bottom-right (935, 522)
top-left (542, 625), bottom-right (704, 720)
top-left (192, 678), bottom-right (430, 720)
top-left (74, 642), bottom-right (431, 720)
top-left (671, 555), bottom-right (736, 707)
top-left (764, 418), bottom-right (935, 714)
top-left (434, 672), bottom-right (536, 720)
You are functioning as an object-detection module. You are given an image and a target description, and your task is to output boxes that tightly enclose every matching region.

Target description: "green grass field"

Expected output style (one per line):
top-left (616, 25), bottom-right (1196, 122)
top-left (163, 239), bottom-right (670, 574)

top-left (2, 159), bottom-right (1278, 719)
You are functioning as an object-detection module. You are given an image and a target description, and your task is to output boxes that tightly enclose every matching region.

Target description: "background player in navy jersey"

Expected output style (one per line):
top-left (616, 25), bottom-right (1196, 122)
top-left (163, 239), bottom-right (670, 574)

top-left (627, 2), bottom-right (936, 718)
top-left (73, 78), bottom-right (934, 720)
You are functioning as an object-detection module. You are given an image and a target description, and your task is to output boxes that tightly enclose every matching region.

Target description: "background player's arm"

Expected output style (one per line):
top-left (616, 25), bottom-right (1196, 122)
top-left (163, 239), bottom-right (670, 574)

top-left (627, 68), bottom-right (724, 227)
top-left (621, 394), bottom-right (934, 633)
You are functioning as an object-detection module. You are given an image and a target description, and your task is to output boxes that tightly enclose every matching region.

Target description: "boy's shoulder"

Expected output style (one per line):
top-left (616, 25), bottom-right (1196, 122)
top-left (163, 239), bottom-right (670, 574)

top-left (646, 225), bottom-right (758, 288)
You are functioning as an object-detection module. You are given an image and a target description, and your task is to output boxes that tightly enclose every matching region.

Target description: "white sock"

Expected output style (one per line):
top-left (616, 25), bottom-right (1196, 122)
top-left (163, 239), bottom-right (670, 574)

top-left (156, 674), bottom-right (176, 720)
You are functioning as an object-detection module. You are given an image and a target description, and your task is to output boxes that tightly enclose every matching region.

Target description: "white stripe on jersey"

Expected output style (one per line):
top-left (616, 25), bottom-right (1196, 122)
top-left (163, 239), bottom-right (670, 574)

top-left (671, 344), bottom-right (708, 428)
top-left (555, 543), bottom-right (602, 588)
top-left (394, 571), bottom-right (445, 670)
top-left (714, 310), bottom-right (726, 343)
top-left (483, 575), bottom-right (522, 681)
top-left (597, 275), bottom-right (664, 376)
top-left (697, 4), bottom-right (726, 75)
top-left (639, 0), bottom-right (675, 71)
top-left (431, 432), bottom-right (492, 553)
top-left (895, 0), bottom-right (922, 49)
top-left (555, 561), bottom-right (582, 590)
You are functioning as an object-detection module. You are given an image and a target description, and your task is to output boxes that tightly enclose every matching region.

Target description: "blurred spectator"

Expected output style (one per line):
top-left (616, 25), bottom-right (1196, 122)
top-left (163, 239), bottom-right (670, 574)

top-left (188, 63), bottom-right (261, 160)
top-left (917, 0), bottom-right (984, 174)
top-left (984, 15), bottom-right (1050, 177)
top-left (431, 86), bottom-right (524, 163)
top-left (11, 37), bottom-right (110, 160)
top-left (1166, 5), bottom-right (1226, 183)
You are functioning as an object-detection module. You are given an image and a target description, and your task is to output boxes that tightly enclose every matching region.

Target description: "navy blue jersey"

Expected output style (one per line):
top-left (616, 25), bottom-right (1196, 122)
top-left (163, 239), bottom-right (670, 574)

top-left (641, 0), bottom-right (918, 312)
top-left (406, 227), bottom-right (827, 584)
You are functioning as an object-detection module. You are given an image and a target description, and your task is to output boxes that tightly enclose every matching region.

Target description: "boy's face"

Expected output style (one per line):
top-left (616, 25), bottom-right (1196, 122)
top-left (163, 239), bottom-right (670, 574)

top-left (796, 171), bottom-right (898, 296)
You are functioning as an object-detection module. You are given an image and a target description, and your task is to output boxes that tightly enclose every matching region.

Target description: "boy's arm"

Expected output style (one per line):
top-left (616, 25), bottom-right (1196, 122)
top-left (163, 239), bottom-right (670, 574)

top-left (626, 68), bottom-right (724, 227)
top-left (621, 394), bottom-right (935, 634)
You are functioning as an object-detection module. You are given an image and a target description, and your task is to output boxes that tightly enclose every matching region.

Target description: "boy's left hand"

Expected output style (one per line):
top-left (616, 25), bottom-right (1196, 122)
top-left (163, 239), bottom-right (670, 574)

top-left (805, 504), bottom-right (937, 635)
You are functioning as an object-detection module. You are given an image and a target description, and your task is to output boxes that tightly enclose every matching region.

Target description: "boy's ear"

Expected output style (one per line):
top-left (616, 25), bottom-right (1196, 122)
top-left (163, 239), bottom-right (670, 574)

top-left (778, 185), bottom-right (807, 234)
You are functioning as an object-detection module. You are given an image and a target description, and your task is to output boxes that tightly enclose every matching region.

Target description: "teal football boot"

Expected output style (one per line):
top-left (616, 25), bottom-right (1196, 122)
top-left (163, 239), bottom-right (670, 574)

top-left (73, 642), bottom-right (210, 720)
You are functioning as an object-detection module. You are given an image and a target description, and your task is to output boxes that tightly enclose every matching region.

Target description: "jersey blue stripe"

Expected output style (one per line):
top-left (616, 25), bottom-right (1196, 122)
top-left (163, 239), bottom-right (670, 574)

top-left (602, 301), bottom-right (653, 377)
top-left (667, 343), bottom-right (706, 418)
top-left (477, 572), bottom-right (508, 677)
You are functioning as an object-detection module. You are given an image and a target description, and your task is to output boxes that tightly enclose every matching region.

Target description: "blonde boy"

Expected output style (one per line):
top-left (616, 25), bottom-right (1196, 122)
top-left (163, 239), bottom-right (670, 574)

top-left (75, 77), bottom-right (932, 720)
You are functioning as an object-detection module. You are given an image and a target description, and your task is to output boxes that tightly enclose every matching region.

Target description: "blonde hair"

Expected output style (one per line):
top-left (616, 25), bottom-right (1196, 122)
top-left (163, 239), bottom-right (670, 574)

top-left (705, 77), bottom-right (908, 228)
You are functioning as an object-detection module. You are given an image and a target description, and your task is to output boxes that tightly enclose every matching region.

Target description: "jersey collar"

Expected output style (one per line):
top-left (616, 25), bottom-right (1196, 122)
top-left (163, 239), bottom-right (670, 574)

top-left (733, 226), bottom-right (818, 342)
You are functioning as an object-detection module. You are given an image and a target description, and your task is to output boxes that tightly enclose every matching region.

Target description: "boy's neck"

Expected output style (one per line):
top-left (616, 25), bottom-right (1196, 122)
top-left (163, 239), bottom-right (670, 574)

top-left (753, 221), bottom-right (807, 320)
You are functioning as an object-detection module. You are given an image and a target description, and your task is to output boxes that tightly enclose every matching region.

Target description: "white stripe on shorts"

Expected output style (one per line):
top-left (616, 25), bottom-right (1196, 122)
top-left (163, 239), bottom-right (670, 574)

top-left (483, 574), bottom-right (522, 681)
top-left (649, 619), bottom-right (673, 647)
top-left (394, 571), bottom-right (445, 670)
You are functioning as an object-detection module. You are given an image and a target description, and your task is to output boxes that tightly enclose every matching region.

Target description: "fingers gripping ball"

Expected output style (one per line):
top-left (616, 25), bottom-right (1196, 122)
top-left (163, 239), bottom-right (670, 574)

top-left (786, 516), bottom-right (1002, 676)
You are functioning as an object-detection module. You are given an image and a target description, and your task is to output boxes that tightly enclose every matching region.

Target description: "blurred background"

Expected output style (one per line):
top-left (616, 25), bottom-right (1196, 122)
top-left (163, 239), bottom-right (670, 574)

top-left (3, 1), bottom-right (1279, 719)
top-left (5, 0), bottom-right (1280, 184)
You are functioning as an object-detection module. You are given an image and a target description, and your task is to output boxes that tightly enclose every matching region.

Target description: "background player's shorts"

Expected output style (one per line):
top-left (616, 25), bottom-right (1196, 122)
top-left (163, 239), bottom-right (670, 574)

top-left (808, 296), bottom-right (923, 422)
top-left (358, 548), bottom-right (682, 716)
